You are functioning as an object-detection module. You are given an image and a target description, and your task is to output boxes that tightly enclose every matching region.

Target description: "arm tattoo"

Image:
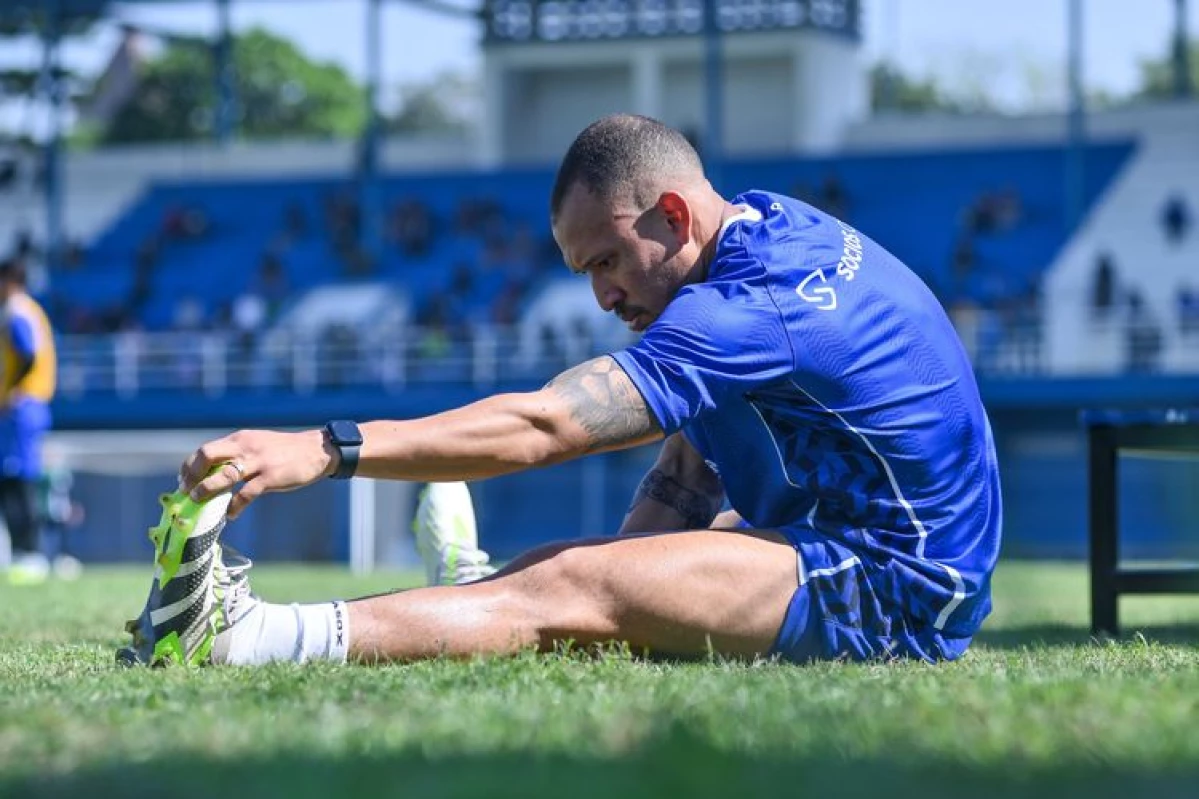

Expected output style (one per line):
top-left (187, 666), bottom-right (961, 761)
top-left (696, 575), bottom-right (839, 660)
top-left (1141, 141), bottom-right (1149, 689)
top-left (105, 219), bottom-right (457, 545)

top-left (546, 356), bottom-right (662, 450)
top-left (628, 468), bottom-right (720, 529)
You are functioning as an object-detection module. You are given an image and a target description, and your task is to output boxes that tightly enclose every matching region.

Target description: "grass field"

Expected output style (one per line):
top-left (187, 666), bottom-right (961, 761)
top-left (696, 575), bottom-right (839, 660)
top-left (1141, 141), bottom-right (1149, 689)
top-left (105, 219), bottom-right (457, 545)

top-left (2, 562), bottom-right (1198, 799)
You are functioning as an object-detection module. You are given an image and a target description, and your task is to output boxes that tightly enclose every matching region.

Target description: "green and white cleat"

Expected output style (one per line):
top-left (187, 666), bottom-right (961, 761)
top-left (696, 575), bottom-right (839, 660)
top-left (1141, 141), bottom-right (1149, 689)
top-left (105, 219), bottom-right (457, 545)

top-left (116, 490), bottom-right (256, 667)
top-left (7, 552), bottom-right (50, 586)
top-left (413, 481), bottom-right (497, 586)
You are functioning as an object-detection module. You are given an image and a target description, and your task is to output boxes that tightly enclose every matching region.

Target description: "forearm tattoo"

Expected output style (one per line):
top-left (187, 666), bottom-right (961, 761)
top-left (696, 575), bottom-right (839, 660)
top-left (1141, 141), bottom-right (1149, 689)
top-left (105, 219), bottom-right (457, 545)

top-left (628, 468), bottom-right (720, 530)
top-left (546, 356), bottom-right (662, 451)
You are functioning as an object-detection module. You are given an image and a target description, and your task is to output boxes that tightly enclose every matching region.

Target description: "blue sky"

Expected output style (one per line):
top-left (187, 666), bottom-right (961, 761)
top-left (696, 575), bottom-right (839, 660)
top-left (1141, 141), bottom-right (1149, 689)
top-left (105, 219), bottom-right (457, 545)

top-left (2, 0), bottom-right (1198, 122)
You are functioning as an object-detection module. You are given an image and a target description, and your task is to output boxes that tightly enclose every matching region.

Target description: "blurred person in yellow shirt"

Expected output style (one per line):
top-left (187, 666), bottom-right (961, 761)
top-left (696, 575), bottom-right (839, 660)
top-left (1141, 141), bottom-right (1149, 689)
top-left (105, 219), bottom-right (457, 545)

top-left (0, 258), bottom-right (56, 584)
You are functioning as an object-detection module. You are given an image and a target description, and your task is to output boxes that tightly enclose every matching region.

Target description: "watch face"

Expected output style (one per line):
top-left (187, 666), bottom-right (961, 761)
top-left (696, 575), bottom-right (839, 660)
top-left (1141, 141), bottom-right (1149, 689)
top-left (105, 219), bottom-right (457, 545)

top-left (328, 420), bottom-right (363, 446)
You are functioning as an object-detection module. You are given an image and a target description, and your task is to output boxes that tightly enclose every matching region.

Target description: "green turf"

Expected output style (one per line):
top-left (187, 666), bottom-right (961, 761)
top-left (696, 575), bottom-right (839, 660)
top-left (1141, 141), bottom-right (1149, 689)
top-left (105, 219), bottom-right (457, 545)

top-left (1, 562), bottom-right (1197, 799)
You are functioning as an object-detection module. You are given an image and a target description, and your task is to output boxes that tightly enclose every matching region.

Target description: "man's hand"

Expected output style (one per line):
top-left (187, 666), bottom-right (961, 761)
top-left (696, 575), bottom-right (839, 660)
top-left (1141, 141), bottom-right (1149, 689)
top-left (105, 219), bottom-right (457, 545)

top-left (179, 428), bottom-right (334, 519)
top-left (176, 357), bottom-right (661, 519)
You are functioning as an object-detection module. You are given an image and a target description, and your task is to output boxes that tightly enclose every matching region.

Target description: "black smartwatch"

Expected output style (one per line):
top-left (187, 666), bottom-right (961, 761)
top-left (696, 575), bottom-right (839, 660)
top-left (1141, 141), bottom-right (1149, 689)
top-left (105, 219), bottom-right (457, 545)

top-left (324, 420), bottom-right (363, 480)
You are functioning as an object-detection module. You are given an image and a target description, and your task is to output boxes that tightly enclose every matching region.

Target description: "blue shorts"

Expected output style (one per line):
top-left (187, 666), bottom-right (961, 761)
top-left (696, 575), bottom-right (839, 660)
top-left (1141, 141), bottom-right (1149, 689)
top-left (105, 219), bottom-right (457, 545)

top-left (768, 525), bottom-right (973, 664)
top-left (0, 399), bottom-right (51, 480)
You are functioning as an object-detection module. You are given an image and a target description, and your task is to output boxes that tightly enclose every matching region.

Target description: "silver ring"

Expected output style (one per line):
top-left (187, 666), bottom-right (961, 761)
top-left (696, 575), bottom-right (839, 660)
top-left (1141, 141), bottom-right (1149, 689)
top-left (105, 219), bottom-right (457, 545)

top-left (229, 461), bottom-right (246, 479)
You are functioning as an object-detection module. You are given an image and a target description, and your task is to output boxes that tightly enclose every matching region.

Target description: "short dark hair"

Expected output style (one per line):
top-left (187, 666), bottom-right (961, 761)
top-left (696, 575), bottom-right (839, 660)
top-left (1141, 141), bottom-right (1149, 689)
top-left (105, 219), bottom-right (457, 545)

top-left (550, 114), bottom-right (704, 220)
top-left (0, 258), bottom-right (26, 286)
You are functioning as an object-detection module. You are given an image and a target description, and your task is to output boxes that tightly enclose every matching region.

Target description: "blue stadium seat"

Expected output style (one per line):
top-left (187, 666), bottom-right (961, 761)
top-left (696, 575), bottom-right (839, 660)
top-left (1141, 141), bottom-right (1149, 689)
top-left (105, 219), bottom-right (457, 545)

top-left (50, 142), bottom-right (1134, 333)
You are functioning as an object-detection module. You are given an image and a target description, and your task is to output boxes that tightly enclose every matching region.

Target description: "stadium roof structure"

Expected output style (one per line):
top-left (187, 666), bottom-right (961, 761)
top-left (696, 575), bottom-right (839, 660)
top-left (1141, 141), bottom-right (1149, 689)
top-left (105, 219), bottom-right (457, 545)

top-left (0, 0), bottom-right (862, 42)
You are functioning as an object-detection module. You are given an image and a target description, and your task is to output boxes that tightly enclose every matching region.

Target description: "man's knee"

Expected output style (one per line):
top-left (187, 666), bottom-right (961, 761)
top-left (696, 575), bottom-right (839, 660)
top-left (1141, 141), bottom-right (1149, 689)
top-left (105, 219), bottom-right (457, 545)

top-left (501, 541), bottom-right (616, 642)
top-left (507, 541), bottom-right (602, 599)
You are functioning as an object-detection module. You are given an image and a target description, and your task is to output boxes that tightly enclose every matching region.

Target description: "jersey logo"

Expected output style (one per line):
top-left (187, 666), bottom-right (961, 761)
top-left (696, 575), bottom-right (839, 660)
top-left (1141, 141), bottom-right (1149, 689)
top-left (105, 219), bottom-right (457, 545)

top-left (796, 269), bottom-right (837, 311)
top-left (794, 221), bottom-right (865, 312)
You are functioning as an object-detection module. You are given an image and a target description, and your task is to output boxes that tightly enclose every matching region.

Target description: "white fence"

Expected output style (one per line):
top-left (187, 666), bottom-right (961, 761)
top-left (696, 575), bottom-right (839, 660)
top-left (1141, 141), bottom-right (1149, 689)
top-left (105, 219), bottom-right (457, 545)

top-left (54, 314), bottom-right (1197, 402)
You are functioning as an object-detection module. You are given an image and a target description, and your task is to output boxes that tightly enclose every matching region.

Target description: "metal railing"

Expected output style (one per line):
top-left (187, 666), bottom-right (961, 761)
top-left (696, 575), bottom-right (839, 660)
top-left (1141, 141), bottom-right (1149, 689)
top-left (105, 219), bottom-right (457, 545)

top-left (54, 316), bottom-right (1199, 400)
top-left (55, 325), bottom-right (600, 399)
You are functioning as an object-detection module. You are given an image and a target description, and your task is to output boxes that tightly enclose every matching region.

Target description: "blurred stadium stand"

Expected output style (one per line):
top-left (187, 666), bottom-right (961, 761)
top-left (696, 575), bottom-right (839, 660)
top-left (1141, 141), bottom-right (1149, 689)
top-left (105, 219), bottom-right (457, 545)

top-left (1, 0), bottom-right (1196, 568)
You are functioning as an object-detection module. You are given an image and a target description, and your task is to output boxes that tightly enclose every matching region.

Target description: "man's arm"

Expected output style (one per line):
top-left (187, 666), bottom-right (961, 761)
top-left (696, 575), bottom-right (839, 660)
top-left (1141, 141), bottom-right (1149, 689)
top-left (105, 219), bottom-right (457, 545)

top-left (619, 432), bottom-right (724, 535)
top-left (356, 355), bottom-right (664, 481)
top-left (181, 355), bottom-right (665, 517)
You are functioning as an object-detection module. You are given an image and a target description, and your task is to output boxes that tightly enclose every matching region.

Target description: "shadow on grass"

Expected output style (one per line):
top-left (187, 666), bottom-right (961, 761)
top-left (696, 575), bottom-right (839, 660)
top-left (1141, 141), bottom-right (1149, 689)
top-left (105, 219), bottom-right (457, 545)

top-left (6, 728), bottom-right (1199, 799)
top-left (975, 622), bottom-right (1199, 650)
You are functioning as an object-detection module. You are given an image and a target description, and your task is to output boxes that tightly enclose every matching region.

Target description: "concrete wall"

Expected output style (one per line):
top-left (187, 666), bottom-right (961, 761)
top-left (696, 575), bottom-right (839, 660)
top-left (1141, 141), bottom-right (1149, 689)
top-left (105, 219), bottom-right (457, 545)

top-left (482, 29), bottom-right (867, 165)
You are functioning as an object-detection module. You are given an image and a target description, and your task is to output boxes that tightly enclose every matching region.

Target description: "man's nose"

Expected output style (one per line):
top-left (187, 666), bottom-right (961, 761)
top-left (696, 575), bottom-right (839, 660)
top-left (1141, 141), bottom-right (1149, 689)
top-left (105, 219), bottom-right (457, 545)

top-left (593, 276), bottom-right (623, 312)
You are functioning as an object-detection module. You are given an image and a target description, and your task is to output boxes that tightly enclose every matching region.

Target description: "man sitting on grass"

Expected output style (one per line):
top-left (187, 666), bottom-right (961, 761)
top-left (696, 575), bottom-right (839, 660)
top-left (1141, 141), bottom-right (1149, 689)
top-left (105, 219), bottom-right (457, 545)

top-left (120, 114), bottom-right (1001, 667)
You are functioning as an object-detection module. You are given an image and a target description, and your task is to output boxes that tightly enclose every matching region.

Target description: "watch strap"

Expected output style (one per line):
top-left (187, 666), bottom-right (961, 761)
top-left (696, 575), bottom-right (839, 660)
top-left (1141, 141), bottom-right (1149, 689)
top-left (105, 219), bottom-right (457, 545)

top-left (325, 421), bottom-right (362, 480)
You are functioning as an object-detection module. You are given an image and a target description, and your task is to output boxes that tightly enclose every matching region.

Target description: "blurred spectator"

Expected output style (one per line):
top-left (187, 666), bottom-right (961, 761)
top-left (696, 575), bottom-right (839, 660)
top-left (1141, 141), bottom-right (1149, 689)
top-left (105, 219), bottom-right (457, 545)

top-left (0, 158), bottom-right (17, 191)
top-left (161, 204), bottom-right (211, 241)
top-left (13, 229), bottom-right (36, 260)
top-left (449, 261), bottom-right (474, 300)
top-left (1091, 251), bottom-right (1117, 319)
top-left (418, 290), bottom-right (472, 346)
top-left (254, 252), bottom-right (291, 320)
top-left (389, 198), bottom-right (433, 258)
top-left (283, 201), bottom-right (309, 239)
top-left (135, 234), bottom-right (160, 273)
top-left (964, 188), bottom-right (1024, 235)
top-left (323, 190), bottom-right (361, 251)
top-left (491, 281), bottom-right (524, 327)
top-left (321, 323), bottom-right (361, 387)
top-left (412, 294), bottom-right (454, 377)
top-left (455, 197), bottom-right (502, 238)
top-left (129, 234), bottom-right (161, 315)
top-left (950, 235), bottom-right (976, 295)
top-left (1178, 284), bottom-right (1199, 338)
top-left (1161, 193), bottom-right (1191, 245)
top-left (0, 257), bottom-right (58, 583)
top-left (61, 239), bottom-right (85, 270)
top-left (508, 222), bottom-right (537, 269)
top-left (481, 222), bottom-right (536, 288)
top-left (416, 322), bottom-right (452, 373)
top-left (819, 173), bottom-right (848, 219)
top-left (38, 445), bottom-right (85, 579)
top-left (1125, 291), bottom-right (1162, 373)
top-left (232, 291), bottom-right (267, 346)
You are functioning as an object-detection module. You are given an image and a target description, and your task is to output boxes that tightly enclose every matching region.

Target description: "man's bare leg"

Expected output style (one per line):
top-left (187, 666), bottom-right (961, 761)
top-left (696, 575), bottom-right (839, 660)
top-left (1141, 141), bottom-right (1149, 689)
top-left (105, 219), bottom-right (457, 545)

top-left (347, 530), bottom-right (797, 662)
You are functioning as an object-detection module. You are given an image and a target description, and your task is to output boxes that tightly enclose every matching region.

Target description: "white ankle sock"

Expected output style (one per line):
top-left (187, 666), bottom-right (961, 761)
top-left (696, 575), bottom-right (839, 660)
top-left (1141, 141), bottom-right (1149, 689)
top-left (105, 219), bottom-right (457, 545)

top-left (221, 600), bottom-right (350, 665)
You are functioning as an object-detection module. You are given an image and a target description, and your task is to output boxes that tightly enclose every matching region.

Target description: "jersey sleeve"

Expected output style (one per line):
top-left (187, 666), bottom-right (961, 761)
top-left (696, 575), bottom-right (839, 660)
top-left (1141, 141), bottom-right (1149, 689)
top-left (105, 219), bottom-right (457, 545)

top-left (611, 279), bottom-right (795, 435)
top-left (7, 314), bottom-right (36, 362)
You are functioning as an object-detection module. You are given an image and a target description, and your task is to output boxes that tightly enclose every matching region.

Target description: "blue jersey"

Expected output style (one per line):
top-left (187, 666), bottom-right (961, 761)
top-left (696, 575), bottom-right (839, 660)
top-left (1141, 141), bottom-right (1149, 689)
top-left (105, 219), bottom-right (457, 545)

top-left (611, 190), bottom-right (1002, 638)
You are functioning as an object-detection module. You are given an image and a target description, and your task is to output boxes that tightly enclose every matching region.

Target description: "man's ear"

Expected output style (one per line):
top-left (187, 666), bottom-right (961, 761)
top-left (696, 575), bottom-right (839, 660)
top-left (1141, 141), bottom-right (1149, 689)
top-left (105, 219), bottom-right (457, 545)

top-left (657, 191), bottom-right (692, 243)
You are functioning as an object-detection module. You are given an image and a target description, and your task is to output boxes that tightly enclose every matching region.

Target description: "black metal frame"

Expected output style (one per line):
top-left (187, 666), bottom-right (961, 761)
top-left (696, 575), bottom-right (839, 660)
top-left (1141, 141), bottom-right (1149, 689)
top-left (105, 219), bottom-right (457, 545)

top-left (1086, 409), bottom-right (1199, 636)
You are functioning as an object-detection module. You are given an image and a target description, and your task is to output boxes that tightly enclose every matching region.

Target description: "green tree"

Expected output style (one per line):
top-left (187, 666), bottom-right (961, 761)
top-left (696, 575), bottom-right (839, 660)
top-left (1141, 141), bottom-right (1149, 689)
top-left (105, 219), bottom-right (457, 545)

top-left (870, 63), bottom-right (967, 114)
top-left (1134, 40), bottom-right (1199, 100)
top-left (387, 70), bottom-right (478, 134)
top-left (102, 27), bottom-right (365, 143)
top-left (0, 6), bottom-right (94, 146)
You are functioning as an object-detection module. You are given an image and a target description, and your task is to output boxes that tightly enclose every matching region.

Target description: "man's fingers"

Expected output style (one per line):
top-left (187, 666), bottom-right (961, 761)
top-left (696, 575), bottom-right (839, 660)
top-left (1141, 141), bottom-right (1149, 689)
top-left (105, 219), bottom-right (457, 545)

top-left (228, 478), bottom-right (265, 520)
top-left (179, 437), bottom-right (240, 492)
top-left (189, 460), bottom-right (247, 503)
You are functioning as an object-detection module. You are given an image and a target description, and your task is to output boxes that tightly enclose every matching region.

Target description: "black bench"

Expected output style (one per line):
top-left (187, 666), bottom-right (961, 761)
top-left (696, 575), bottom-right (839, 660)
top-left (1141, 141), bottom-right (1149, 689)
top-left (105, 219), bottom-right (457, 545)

top-left (1086, 408), bottom-right (1199, 636)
